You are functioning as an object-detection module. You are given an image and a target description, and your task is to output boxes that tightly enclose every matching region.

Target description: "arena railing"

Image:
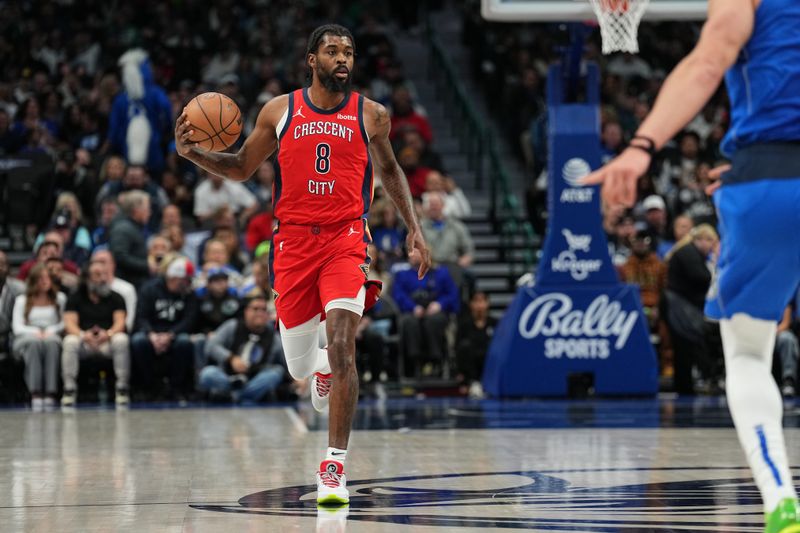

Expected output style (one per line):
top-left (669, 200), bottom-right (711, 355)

top-left (426, 29), bottom-right (537, 271)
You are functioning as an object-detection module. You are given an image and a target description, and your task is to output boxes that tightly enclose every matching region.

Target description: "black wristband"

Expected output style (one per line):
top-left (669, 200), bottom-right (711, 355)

top-left (628, 135), bottom-right (657, 157)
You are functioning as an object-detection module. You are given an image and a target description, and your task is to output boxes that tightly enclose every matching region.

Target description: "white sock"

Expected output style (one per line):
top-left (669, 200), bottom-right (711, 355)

top-left (326, 447), bottom-right (347, 464)
top-left (722, 314), bottom-right (798, 512)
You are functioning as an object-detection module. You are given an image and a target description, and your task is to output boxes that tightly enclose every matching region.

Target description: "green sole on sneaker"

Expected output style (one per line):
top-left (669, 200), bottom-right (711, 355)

top-left (765, 499), bottom-right (800, 533)
top-left (317, 494), bottom-right (349, 506)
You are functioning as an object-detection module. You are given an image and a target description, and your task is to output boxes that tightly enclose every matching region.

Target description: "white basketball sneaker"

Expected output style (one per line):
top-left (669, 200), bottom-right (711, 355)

top-left (311, 372), bottom-right (333, 412)
top-left (316, 459), bottom-right (349, 505)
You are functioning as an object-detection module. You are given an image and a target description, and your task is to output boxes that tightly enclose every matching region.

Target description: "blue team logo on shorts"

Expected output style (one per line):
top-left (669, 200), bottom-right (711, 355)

top-left (190, 466), bottom-right (772, 530)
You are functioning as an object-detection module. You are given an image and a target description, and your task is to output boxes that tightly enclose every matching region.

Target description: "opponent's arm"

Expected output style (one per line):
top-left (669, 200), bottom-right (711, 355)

top-left (635, 0), bottom-right (754, 149)
top-left (366, 100), bottom-right (431, 279)
top-left (583, 0), bottom-right (755, 205)
top-left (175, 95), bottom-right (287, 182)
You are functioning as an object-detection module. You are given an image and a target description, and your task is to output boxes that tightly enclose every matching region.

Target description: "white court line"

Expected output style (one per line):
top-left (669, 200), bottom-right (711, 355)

top-left (283, 407), bottom-right (308, 434)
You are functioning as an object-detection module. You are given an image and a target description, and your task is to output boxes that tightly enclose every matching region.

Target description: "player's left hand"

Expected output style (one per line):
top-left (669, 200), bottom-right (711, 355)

top-left (581, 148), bottom-right (652, 207)
top-left (406, 227), bottom-right (432, 280)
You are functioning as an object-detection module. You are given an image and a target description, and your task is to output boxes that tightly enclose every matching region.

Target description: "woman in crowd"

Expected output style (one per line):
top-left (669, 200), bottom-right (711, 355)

top-left (12, 263), bottom-right (67, 408)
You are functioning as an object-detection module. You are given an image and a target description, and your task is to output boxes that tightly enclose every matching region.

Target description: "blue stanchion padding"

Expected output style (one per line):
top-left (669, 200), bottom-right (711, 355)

top-left (482, 60), bottom-right (657, 397)
top-left (483, 285), bottom-right (658, 397)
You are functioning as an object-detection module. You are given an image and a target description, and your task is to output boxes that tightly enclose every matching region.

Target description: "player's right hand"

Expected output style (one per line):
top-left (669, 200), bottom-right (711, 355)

top-left (581, 147), bottom-right (652, 207)
top-left (407, 227), bottom-right (432, 280)
top-left (174, 111), bottom-right (196, 157)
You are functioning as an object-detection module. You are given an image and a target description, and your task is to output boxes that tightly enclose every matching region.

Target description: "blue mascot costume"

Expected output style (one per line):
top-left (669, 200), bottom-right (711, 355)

top-left (108, 49), bottom-right (172, 175)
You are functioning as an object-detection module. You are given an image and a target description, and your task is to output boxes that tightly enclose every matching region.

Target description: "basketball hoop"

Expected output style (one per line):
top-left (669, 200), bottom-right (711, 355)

top-left (588, 0), bottom-right (650, 54)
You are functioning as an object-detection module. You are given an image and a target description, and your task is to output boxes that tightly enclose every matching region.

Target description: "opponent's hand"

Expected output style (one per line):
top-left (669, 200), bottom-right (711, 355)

top-left (581, 148), bottom-right (652, 207)
top-left (406, 227), bottom-right (432, 280)
top-left (705, 163), bottom-right (730, 196)
top-left (174, 111), bottom-right (196, 157)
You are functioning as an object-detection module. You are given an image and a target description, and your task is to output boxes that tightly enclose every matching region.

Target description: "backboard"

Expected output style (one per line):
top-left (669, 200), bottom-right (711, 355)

top-left (481, 0), bottom-right (707, 21)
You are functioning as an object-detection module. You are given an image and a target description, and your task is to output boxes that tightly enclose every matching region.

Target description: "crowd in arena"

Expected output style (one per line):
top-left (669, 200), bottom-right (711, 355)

top-left (461, 2), bottom-right (799, 397)
top-left (3, 0), bottom-right (791, 407)
top-left (0, 0), bottom-right (496, 409)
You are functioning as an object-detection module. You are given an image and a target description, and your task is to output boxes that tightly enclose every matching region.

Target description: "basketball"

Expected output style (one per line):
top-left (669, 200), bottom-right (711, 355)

top-left (183, 92), bottom-right (242, 151)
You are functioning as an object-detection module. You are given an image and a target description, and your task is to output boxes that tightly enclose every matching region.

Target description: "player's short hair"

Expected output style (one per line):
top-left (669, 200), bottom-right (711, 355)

top-left (306, 24), bottom-right (356, 58)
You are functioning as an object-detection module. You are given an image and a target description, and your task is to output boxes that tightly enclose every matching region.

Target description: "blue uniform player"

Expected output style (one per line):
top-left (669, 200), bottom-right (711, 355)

top-left (585, 0), bottom-right (800, 531)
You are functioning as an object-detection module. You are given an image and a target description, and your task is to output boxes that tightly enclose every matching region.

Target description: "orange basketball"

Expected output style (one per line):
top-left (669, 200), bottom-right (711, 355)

top-left (184, 92), bottom-right (242, 152)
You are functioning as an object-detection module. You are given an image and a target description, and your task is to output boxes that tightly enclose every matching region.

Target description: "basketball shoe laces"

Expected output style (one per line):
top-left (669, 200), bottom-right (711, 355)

top-left (315, 372), bottom-right (332, 398)
top-left (319, 469), bottom-right (343, 488)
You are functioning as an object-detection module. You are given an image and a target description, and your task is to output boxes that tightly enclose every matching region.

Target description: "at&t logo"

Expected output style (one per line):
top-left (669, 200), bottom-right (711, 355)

top-left (560, 158), bottom-right (594, 203)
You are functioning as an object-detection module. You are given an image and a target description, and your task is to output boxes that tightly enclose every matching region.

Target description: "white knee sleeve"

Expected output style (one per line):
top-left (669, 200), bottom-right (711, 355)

top-left (722, 313), bottom-right (797, 512)
top-left (280, 315), bottom-right (331, 379)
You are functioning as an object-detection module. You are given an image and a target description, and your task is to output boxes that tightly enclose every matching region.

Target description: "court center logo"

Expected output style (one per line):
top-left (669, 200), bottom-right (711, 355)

top-left (551, 229), bottom-right (602, 281)
top-left (560, 158), bottom-right (594, 203)
top-left (190, 467), bottom-right (769, 530)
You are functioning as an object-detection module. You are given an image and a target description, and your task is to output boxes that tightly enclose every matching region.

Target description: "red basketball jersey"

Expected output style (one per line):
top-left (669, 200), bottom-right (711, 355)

top-left (273, 88), bottom-right (373, 225)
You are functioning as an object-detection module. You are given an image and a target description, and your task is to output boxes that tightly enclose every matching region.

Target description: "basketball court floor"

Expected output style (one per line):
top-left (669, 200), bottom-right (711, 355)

top-left (2, 397), bottom-right (798, 532)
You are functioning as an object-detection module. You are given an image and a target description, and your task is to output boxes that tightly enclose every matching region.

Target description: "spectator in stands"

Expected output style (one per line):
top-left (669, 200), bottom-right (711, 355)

top-left (246, 161), bottom-right (275, 207)
top-left (400, 128), bottom-right (444, 174)
top-left (245, 205), bottom-right (274, 254)
top-left (198, 238), bottom-right (244, 289)
top-left (162, 224), bottom-right (187, 259)
top-left (131, 256), bottom-right (197, 400)
top-left (674, 163), bottom-right (718, 226)
top-left (641, 195), bottom-right (670, 245)
top-left (160, 171), bottom-right (192, 216)
top-left (90, 249), bottom-right (137, 332)
top-left (98, 155), bottom-right (127, 187)
top-left (212, 225), bottom-right (249, 273)
top-left (421, 192), bottom-right (475, 286)
top-left (45, 256), bottom-right (78, 295)
top-left (389, 86), bottom-right (432, 144)
top-left (161, 204), bottom-right (183, 230)
top-left (92, 197), bottom-right (119, 249)
top-left (619, 228), bottom-right (667, 332)
top-left (393, 262), bottom-right (460, 377)
top-left (423, 170), bottom-right (472, 219)
top-left (61, 259), bottom-right (129, 407)
top-left (775, 305), bottom-right (798, 398)
top-left (397, 145), bottom-right (431, 198)
top-left (193, 169), bottom-right (258, 227)
top-left (34, 192), bottom-right (93, 267)
top-left (109, 190), bottom-right (151, 289)
top-left (147, 234), bottom-right (173, 275)
top-left (369, 199), bottom-right (406, 266)
top-left (664, 224), bottom-right (718, 395)
top-left (0, 251), bottom-right (24, 355)
top-left (611, 212), bottom-right (636, 267)
top-left (96, 165), bottom-right (168, 229)
top-left (456, 291), bottom-right (497, 399)
top-left (18, 231), bottom-right (80, 281)
top-left (657, 131), bottom-right (702, 198)
top-left (656, 214), bottom-right (694, 259)
top-left (195, 268), bottom-right (241, 335)
top-left (12, 263), bottom-right (66, 409)
top-left (600, 121), bottom-right (625, 163)
top-left (199, 294), bottom-right (285, 404)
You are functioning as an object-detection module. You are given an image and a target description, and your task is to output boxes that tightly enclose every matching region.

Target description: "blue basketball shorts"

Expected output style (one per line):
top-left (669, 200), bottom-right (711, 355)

top-left (705, 177), bottom-right (800, 322)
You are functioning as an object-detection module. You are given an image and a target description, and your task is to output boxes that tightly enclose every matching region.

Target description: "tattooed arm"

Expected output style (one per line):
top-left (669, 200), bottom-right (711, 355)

top-left (365, 99), bottom-right (432, 279)
top-left (174, 94), bottom-right (288, 182)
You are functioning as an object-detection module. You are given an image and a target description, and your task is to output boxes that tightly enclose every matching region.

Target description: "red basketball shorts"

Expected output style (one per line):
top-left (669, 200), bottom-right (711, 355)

top-left (269, 219), bottom-right (374, 329)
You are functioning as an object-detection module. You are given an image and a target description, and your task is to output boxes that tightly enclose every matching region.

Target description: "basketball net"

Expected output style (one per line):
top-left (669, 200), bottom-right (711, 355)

top-left (588, 0), bottom-right (650, 54)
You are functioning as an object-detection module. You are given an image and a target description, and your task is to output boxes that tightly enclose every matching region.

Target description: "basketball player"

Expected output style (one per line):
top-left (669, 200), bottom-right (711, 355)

top-left (174, 24), bottom-right (431, 505)
top-left (584, 0), bottom-right (800, 530)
